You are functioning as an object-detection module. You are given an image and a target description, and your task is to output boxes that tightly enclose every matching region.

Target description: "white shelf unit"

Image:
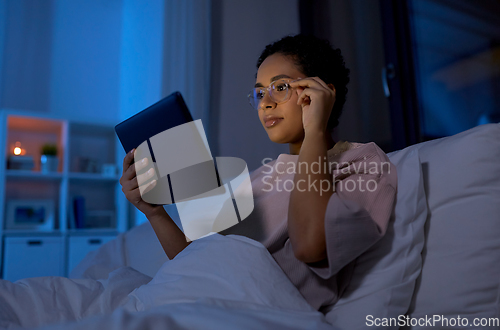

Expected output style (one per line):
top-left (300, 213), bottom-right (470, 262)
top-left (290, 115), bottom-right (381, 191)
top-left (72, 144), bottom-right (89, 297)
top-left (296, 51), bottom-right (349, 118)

top-left (0, 110), bottom-right (129, 281)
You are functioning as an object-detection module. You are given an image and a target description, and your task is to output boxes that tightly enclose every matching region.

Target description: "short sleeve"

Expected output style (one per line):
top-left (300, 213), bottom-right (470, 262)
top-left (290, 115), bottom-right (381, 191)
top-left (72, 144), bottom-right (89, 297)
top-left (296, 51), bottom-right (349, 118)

top-left (307, 142), bottom-right (397, 279)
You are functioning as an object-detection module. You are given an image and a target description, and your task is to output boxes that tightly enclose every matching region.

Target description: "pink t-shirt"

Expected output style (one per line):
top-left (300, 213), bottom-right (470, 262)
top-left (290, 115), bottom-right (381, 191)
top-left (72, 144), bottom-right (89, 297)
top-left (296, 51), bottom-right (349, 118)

top-left (221, 141), bottom-right (397, 312)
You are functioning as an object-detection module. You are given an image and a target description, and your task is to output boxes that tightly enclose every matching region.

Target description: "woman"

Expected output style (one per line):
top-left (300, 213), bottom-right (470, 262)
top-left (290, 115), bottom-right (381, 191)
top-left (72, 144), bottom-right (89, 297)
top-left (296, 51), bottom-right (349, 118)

top-left (119, 34), bottom-right (397, 314)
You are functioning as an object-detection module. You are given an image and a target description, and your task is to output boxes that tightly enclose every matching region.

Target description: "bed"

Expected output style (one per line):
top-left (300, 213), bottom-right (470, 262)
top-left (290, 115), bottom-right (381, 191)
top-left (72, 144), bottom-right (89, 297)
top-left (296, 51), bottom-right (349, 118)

top-left (1, 123), bottom-right (499, 330)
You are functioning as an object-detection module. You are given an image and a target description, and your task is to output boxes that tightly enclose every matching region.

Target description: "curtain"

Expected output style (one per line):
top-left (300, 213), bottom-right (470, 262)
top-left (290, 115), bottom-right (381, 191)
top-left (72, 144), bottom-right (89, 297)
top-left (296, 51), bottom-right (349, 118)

top-left (162, 0), bottom-right (212, 141)
top-left (120, 0), bottom-right (212, 226)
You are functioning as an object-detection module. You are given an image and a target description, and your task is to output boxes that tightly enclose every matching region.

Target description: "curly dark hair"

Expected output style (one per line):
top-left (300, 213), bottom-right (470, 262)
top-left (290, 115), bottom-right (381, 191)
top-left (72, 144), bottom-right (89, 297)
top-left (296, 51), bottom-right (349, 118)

top-left (256, 34), bottom-right (350, 131)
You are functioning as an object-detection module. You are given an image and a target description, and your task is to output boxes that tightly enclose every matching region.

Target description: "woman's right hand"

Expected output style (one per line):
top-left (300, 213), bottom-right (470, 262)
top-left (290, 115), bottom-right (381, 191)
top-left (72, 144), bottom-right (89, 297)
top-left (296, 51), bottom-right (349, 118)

top-left (119, 149), bottom-right (164, 218)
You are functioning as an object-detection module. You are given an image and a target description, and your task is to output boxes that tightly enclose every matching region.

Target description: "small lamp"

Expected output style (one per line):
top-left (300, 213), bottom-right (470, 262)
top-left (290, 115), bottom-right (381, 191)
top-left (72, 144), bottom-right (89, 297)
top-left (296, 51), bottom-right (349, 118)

top-left (13, 141), bottom-right (24, 156)
top-left (8, 142), bottom-right (33, 170)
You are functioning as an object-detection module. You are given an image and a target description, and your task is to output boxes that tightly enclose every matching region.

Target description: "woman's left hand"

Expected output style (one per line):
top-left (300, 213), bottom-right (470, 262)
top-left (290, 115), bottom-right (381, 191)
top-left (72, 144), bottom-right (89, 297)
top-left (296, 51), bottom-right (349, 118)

top-left (289, 77), bottom-right (336, 134)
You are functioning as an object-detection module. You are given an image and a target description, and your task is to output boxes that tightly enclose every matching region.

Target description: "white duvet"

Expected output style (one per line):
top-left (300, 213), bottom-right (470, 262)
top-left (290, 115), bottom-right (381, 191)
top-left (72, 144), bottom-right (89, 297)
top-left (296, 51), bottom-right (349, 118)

top-left (0, 234), bottom-right (335, 329)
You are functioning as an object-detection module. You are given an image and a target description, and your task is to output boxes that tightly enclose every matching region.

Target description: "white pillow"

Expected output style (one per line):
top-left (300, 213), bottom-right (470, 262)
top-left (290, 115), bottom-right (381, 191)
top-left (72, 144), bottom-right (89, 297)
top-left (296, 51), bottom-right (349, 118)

top-left (405, 123), bottom-right (500, 325)
top-left (325, 147), bottom-right (428, 329)
top-left (69, 233), bottom-right (127, 280)
top-left (122, 221), bottom-right (169, 277)
top-left (70, 208), bottom-right (174, 280)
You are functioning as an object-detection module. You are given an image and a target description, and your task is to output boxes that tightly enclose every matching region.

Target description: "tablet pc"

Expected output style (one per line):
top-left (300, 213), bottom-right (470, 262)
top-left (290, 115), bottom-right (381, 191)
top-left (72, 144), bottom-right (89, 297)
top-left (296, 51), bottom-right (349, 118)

top-left (114, 91), bottom-right (194, 154)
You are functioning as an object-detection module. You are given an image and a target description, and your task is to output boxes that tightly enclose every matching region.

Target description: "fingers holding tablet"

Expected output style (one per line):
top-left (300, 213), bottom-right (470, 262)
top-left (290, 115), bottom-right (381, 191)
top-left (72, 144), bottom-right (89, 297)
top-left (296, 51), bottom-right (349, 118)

top-left (119, 152), bottom-right (161, 216)
top-left (137, 167), bottom-right (155, 187)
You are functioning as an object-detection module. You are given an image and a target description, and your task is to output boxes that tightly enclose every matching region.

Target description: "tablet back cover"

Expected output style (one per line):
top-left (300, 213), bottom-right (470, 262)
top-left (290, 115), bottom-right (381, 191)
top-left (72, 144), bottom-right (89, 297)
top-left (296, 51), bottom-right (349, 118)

top-left (114, 92), bottom-right (193, 153)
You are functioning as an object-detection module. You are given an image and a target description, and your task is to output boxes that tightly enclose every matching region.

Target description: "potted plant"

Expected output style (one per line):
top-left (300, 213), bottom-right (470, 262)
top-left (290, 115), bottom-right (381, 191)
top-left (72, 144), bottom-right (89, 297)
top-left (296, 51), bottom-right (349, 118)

top-left (40, 143), bottom-right (59, 173)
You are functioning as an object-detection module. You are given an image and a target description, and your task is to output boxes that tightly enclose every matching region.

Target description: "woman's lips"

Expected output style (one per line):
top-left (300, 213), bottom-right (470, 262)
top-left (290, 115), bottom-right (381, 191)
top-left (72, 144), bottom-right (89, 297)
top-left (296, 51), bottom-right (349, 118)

top-left (265, 118), bottom-right (283, 128)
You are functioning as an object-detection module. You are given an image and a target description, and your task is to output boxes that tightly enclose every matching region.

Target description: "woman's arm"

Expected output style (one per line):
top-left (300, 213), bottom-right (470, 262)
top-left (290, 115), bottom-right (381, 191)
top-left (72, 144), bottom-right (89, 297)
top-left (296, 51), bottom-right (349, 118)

top-left (120, 149), bottom-right (190, 260)
top-left (287, 77), bottom-right (337, 263)
top-left (288, 130), bottom-right (332, 263)
top-left (146, 208), bottom-right (191, 260)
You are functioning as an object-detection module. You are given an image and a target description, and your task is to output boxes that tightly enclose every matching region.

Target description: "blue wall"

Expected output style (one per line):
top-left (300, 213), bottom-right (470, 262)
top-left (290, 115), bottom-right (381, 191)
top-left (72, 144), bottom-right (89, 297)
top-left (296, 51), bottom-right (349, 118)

top-left (50, 0), bottom-right (122, 123)
top-left (0, 0), bottom-right (165, 125)
top-left (119, 0), bottom-right (164, 122)
top-left (1, 0), bottom-right (53, 112)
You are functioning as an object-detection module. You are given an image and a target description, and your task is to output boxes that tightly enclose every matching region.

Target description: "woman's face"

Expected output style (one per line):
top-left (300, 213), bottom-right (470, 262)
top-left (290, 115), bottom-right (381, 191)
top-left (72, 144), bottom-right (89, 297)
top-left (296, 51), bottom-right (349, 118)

top-left (255, 53), bottom-right (306, 144)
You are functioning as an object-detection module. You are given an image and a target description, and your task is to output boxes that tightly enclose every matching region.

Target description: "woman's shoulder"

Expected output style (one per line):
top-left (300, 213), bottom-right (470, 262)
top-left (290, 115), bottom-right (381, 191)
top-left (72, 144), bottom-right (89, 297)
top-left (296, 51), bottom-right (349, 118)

top-left (249, 141), bottom-right (392, 177)
top-left (328, 141), bottom-right (388, 161)
top-left (249, 157), bottom-right (278, 179)
top-left (330, 141), bottom-right (397, 189)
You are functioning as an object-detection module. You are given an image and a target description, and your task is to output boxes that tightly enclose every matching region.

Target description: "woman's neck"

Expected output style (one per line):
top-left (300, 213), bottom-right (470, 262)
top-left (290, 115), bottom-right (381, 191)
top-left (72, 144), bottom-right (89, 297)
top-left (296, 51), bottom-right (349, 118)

top-left (288, 131), bottom-right (336, 155)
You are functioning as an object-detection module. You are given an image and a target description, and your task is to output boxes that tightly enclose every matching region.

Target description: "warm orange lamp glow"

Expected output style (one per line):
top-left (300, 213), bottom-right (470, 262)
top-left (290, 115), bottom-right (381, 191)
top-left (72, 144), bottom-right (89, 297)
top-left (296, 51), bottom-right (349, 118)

top-left (13, 141), bottom-right (24, 155)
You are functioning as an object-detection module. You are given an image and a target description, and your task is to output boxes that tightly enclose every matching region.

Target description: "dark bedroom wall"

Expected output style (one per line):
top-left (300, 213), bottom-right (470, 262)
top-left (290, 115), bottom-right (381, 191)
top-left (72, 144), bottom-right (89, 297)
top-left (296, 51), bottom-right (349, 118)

top-left (0, 0), bottom-right (123, 123)
top-left (0, 0), bottom-right (53, 112)
top-left (299, 0), bottom-right (392, 149)
top-left (0, 1), bottom-right (4, 106)
top-left (210, 0), bottom-right (300, 172)
top-left (326, 0), bottom-right (392, 150)
top-left (49, 0), bottom-right (122, 123)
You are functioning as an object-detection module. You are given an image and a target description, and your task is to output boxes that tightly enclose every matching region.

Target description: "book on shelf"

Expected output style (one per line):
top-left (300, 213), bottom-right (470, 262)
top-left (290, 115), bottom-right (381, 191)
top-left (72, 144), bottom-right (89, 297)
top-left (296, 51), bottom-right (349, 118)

top-left (69, 196), bottom-right (86, 229)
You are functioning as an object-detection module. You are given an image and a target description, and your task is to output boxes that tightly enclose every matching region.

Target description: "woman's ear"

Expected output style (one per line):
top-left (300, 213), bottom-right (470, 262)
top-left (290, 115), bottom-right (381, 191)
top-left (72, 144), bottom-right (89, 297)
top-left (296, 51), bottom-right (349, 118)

top-left (327, 83), bottom-right (335, 92)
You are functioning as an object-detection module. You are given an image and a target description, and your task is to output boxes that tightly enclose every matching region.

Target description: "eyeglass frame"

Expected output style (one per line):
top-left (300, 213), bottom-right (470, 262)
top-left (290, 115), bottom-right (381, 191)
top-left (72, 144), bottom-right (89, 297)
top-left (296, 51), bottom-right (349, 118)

top-left (247, 78), bottom-right (296, 110)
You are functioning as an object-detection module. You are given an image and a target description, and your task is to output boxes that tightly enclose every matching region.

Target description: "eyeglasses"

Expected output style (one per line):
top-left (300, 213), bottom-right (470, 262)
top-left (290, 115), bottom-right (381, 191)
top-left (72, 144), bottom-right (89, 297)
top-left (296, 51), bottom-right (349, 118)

top-left (247, 79), bottom-right (293, 110)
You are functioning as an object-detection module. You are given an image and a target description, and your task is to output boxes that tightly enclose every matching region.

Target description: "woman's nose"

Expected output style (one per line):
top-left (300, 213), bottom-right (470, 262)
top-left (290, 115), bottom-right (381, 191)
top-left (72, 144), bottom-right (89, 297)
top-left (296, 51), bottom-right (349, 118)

top-left (259, 92), bottom-right (276, 110)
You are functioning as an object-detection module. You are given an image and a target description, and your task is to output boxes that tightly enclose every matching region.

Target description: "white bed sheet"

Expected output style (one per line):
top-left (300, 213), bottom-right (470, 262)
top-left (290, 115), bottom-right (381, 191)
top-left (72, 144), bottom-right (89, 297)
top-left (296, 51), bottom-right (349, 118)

top-left (24, 300), bottom-right (333, 330)
top-left (0, 234), bottom-right (335, 329)
top-left (23, 299), bottom-right (333, 330)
